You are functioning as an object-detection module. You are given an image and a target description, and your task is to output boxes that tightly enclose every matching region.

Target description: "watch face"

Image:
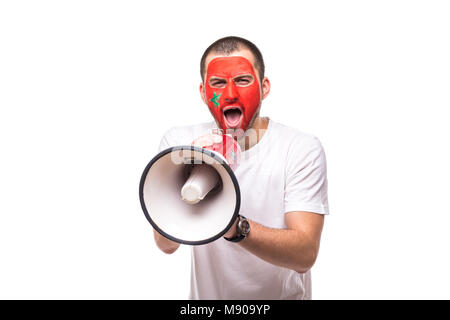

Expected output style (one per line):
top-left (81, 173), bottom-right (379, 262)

top-left (238, 219), bottom-right (250, 235)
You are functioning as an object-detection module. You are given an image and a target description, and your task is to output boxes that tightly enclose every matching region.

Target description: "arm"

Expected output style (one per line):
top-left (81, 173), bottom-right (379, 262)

top-left (225, 211), bottom-right (324, 273)
top-left (152, 128), bottom-right (181, 254)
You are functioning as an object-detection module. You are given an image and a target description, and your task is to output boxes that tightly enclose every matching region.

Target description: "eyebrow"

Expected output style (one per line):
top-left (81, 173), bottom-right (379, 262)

top-left (233, 74), bottom-right (253, 79)
top-left (208, 77), bottom-right (227, 84)
top-left (209, 74), bottom-right (253, 79)
top-left (209, 76), bottom-right (227, 80)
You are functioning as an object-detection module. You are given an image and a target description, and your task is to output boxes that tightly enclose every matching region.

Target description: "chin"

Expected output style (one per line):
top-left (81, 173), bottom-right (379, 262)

top-left (221, 122), bottom-right (245, 136)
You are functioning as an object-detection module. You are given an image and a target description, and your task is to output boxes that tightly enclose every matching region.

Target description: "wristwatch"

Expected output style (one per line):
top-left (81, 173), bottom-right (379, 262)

top-left (224, 215), bottom-right (250, 243)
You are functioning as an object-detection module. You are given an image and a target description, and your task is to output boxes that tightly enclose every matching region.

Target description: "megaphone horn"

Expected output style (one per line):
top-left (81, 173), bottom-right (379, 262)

top-left (139, 145), bottom-right (241, 245)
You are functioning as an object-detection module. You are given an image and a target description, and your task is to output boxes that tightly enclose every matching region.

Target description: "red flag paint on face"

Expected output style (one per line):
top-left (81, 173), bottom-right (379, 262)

top-left (205, 56), bottom-right (261, 132)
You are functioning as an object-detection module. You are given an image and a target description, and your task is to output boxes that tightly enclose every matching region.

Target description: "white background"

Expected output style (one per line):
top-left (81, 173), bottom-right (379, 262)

top-left (1, 0), bottom-right (449, 299)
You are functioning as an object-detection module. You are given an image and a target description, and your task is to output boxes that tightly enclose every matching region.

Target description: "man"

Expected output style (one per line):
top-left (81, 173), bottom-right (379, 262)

top-left (154, 36), bottom-right (329, 299)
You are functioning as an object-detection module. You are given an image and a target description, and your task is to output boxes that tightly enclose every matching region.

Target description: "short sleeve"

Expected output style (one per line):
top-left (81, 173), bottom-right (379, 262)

top-left (284, 136), bottom-right (329, 215)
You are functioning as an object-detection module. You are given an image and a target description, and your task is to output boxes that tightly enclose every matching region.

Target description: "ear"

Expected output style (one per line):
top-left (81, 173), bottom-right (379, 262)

top-left (200, 82), bottom-right (207, 104)
top-left (261, 77), bottom-right (271, 100)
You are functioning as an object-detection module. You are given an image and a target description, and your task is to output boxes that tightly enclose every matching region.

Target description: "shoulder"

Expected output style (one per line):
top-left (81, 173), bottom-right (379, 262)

top-left (269, 122), bottom-right (327, 179)
top-left (269, 120), bottom-right (324, 152)
top-left (268, 121), bottom-right (326, 173)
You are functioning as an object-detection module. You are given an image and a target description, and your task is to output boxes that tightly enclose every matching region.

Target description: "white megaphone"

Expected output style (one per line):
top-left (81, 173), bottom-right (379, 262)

top-left (139, 133), bottom-right (241, 245)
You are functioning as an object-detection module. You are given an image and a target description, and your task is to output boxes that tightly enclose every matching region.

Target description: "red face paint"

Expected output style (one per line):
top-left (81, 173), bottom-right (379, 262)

top-left (205, 56), bottom-right (261, 132)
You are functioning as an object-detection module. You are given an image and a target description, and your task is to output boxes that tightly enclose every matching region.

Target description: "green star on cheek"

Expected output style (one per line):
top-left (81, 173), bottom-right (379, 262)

top-left (210, 92), bottom-right (221, 110)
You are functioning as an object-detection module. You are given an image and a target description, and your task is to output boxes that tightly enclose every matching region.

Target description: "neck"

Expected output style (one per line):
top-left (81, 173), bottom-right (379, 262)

top-left (236, 115), bottom-right (269, 151)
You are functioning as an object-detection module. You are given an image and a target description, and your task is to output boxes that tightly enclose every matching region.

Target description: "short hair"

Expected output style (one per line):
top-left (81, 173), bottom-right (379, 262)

top-left (200, 36), bottom-right (265, 83)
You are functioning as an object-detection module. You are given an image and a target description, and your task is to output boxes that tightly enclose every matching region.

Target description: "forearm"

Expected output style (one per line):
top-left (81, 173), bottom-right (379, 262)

top-left (238, 220), bottom-right (319, 273)
top-left (153, 229), bottom-right (180, 254)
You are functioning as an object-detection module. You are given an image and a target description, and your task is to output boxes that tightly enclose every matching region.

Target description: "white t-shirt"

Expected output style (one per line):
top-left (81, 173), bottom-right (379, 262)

top-left (158, 118), bottom-right (329, 300)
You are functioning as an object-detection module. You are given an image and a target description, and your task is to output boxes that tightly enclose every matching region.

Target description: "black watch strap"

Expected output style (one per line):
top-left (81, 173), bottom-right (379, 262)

top-left (224, 234), bottom-right (245, 243)
top-left (224, 215), bottom-right (249, 243)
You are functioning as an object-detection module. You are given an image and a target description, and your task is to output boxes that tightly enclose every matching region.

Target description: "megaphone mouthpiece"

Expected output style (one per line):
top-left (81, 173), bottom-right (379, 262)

top-left (181, 164), bottom-right (220, 204)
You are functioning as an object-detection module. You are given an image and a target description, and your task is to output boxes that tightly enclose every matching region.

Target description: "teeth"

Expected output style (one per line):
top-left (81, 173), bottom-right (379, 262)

top-left (223, 106), bottom-right (242, 111)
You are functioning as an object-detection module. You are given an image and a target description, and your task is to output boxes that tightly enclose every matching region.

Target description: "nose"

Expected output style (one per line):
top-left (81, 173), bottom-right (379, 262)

top-left (223, 81), bottom-right (239, 104)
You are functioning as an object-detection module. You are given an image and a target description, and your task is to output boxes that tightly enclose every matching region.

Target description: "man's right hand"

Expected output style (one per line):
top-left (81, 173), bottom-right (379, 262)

top-left (153, 229), bottom-right (180, 254)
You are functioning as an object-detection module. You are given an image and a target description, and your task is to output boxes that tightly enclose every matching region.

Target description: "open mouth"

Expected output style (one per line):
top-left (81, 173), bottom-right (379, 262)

top-left (223, 106), bottom-right (243, 128)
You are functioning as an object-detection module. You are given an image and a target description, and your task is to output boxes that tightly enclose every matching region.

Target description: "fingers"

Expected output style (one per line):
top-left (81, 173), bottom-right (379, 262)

top-left (192, 133), bottom-right (222, 149)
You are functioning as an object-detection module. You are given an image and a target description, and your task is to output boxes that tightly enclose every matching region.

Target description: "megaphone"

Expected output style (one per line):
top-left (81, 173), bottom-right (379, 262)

top-left (139, 135), bottom-right (241, 245)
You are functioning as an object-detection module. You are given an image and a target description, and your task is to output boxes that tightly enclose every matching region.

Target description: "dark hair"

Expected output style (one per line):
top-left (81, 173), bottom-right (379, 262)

top-left (200, 36), bottom-right (265, 83)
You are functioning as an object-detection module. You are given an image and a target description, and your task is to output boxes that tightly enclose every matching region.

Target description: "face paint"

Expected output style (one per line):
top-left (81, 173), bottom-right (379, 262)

top-left (204, 56), bottom-right (261, 132)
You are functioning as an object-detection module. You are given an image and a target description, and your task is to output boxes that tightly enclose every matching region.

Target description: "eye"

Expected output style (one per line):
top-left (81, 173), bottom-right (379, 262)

top-left (209, 78), bottom-right (227, 88)
top-left (234, 76), bottom-right (253, 87)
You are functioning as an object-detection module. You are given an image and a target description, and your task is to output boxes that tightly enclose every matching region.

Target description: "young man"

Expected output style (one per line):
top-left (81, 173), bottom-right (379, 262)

top-left (154, 36), bottom-right (329, 299)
